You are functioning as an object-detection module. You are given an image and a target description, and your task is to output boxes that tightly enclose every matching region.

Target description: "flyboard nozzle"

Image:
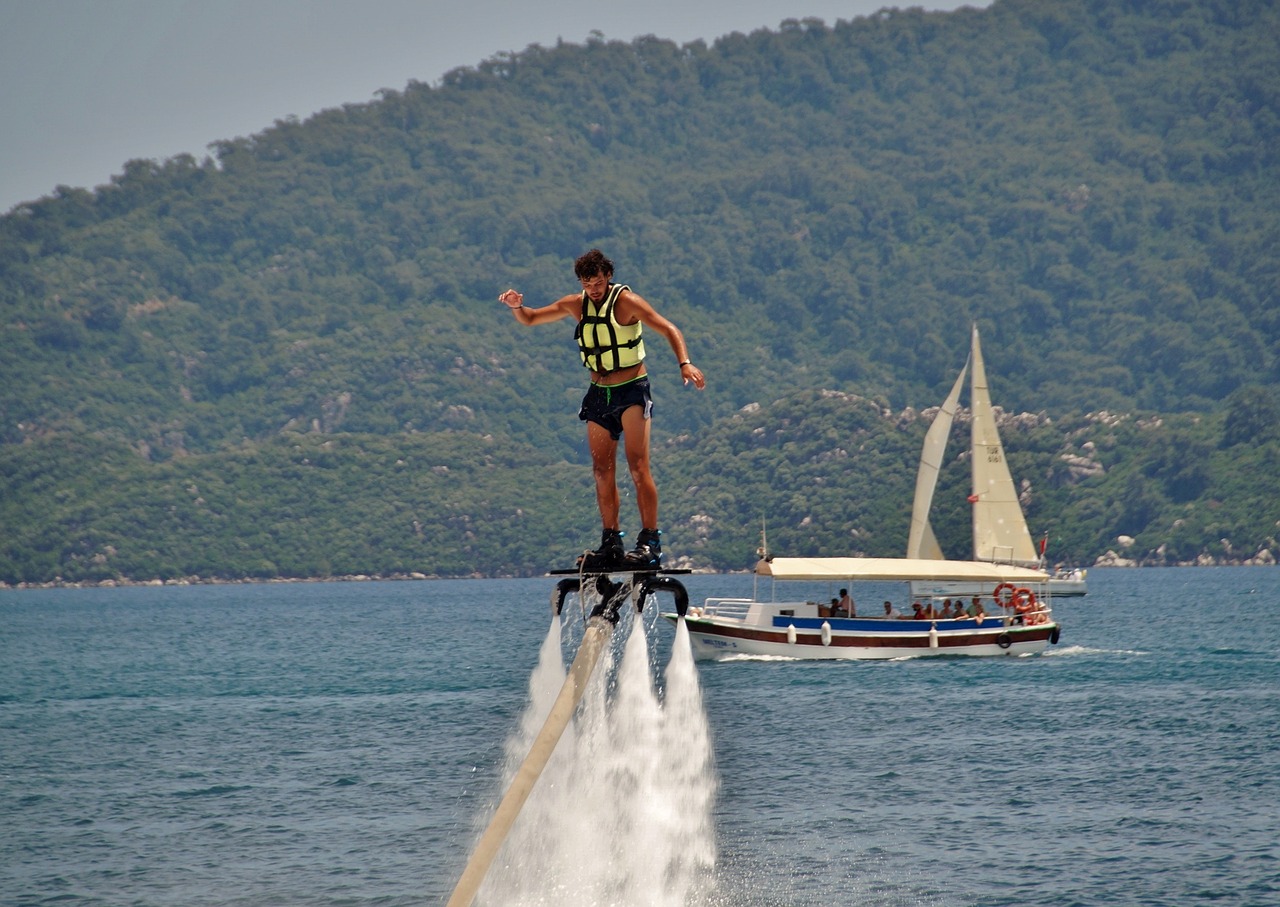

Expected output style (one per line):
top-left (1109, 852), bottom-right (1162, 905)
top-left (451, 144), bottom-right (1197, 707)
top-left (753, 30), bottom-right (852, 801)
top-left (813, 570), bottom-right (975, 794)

top-left (590, 576), bottom-right (629, 624)
top-left (445, 614), bottom-right (614, 907)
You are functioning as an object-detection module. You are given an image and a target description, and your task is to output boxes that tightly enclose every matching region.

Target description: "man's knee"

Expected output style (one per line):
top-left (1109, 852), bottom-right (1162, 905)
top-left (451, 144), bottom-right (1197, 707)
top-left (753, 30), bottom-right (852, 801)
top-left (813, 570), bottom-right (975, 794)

top-left (593, 460), bottom-right (617, 481)
top-left (625, 454), bottom-right (651, 477)
top-left (628, 463), bottom-right (656, 489)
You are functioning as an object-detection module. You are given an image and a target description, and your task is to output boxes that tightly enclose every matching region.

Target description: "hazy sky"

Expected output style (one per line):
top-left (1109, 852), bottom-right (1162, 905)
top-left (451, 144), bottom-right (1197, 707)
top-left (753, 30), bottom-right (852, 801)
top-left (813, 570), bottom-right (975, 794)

top-left (1, 0), bottom-right (986, 213)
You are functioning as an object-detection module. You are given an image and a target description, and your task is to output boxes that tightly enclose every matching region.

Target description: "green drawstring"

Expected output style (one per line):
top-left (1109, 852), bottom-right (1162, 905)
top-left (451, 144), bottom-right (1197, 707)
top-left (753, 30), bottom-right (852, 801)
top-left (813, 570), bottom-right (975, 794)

top-left (595, 373), bottom-right (645, 404)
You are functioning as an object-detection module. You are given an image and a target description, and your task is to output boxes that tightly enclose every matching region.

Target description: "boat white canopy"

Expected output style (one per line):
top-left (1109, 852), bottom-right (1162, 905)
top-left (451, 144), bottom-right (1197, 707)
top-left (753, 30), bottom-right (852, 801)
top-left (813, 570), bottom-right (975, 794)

top-left (755, 557), bottom-right (1049, 583)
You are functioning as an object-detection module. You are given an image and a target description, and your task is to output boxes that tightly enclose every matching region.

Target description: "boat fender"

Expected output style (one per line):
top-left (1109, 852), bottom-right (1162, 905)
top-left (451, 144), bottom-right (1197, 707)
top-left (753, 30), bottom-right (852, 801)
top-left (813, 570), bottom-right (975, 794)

top-left (786, 624), bottom-right (797, 645)
top-left (820, 621), bottom-right (832, 647)
top-left (551, 578), bottom-right (580, 616)
top-left (996, 632), bottom-right (1013, 650)
top-left (1050, 625), bottom-right (1061, 645)
top-left (929, 623), bottom-right (939, 649)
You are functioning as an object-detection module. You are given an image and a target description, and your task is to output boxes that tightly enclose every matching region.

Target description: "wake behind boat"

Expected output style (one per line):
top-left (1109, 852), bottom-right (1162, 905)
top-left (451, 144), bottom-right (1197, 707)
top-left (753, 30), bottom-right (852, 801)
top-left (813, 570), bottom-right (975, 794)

top-left (663, 557), bottom-right (1060, 660)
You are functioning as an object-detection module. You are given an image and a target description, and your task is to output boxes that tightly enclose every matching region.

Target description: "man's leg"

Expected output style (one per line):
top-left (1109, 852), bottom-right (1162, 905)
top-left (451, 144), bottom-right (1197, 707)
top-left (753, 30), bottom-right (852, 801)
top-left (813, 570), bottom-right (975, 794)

top-left (587, 420), bottom-right (621, 529)
top-left (619, 404), bottom-right (657, 528)
top-left (618, 404), bottom-right (663, 568)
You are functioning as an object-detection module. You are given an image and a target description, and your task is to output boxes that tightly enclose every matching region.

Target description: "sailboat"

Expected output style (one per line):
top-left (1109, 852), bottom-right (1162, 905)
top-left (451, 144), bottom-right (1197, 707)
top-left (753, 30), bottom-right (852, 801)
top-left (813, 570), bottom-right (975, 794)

top-left (657, 323), bottom-right (1063, 661)
top-left (907, 324), bottom-right (1087, 597)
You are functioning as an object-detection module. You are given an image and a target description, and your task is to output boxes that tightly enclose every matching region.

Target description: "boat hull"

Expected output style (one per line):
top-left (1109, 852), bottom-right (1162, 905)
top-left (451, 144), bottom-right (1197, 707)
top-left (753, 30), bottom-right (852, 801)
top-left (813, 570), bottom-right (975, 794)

top-left (1048, 579), bottom-right (1087, 597)
top-left (669, 614), bottom-right (1056, 660)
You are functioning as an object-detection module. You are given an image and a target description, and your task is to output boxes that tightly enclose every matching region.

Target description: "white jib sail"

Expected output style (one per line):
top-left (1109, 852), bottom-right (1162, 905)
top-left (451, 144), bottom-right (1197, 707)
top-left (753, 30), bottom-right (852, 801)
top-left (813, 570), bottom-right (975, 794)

top-left (907, 353), bottom-right (969, 560)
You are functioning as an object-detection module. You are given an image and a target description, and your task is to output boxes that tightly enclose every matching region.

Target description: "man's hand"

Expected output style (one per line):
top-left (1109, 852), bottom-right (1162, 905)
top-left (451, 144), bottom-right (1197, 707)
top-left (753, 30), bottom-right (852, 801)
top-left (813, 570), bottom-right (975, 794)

top-left (680, 362), bottom-right (707, 390)
top-left (498, 289), bottom-right (524, 309)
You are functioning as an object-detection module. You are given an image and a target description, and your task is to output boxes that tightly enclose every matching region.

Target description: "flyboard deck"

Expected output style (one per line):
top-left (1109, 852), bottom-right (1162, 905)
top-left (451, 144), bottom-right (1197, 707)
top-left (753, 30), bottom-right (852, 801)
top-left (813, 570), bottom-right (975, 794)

top-left (549, 567), bottom-right (691, 619)
top-left (548, 566), bottom-right (692, 576)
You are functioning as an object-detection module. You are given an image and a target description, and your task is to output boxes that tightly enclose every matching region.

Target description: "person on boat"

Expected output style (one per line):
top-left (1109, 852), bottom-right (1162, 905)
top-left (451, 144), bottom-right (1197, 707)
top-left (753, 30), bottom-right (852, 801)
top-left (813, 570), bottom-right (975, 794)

top-left (966, 596), bottom-right (985, 618)
top-left (911, 602), bottom-right (926, 620)
top-left (838, 589), bottom-right (855, 617)
top-left (883, 600), bottom-right (904, 619)
top-left (499, 250), bottom-right (706, 569)
top-left (940, 600), bottom-right (954, 619)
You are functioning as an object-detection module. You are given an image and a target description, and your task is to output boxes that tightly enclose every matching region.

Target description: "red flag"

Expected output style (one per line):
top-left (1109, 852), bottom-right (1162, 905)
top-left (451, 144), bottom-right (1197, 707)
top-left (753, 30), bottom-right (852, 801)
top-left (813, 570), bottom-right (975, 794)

top-left (1039, 534), bottom-right (1048, 556)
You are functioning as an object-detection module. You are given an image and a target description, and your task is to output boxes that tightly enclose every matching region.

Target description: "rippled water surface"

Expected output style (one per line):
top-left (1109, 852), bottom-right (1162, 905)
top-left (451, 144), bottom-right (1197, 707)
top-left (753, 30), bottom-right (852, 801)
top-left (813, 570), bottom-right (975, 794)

top-left (3, 568), bottom-right (1279, 905)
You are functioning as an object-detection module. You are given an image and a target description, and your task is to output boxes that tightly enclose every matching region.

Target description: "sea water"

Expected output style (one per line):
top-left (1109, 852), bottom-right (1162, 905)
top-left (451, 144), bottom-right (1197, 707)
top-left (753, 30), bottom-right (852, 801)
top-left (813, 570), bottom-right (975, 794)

top-left (3, 568), bottom-right (1279, 906)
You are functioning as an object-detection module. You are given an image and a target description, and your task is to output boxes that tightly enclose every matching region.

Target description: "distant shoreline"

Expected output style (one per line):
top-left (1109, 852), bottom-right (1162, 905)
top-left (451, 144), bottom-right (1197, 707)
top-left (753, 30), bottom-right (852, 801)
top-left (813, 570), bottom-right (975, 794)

top-left (3, 562), bottom-right (1274, 592)
top-left (3, 572), bottom-right (457, 591)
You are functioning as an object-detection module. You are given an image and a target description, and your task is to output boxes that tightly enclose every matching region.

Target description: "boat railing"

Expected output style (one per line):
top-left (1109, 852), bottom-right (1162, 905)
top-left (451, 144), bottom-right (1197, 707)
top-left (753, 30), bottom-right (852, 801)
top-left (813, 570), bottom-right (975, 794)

top-left (989, 546), bottom-right (1017, 564)
top-left (695, 598), bottom-right (754, 619)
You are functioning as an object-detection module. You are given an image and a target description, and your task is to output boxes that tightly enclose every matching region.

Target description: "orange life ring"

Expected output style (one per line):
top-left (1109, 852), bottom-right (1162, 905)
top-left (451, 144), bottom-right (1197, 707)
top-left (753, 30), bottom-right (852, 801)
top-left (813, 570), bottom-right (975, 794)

top-left (993, 582), bottom-right (1017, 607)
top-left (1012, 587), bottom-right (1036, 613)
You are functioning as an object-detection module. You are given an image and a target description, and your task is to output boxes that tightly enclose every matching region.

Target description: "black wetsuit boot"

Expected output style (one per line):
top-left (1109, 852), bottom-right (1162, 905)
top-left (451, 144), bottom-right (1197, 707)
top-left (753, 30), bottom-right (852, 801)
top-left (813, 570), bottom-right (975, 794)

top-left (622, 528), bottom-right (662, 570)
top-left (578, 528), bottom-right (625, 571)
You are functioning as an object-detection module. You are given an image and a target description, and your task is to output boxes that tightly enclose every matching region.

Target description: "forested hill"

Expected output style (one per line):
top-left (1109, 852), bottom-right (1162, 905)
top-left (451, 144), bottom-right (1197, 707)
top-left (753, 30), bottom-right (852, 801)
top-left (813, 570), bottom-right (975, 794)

top-left (3, 0), bottom-right (1280, 584)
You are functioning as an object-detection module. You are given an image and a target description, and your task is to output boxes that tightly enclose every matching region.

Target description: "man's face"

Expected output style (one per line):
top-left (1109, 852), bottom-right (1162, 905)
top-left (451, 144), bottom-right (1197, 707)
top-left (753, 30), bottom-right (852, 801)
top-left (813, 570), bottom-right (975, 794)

top-left (579, 271), bottom-right (610, 302)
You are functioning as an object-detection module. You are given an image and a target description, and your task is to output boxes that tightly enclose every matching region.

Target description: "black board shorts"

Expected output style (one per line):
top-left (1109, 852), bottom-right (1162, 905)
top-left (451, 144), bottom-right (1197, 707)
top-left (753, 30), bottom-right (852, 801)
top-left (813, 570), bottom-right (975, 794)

top-left (578, 376), bottom-right (653, 440)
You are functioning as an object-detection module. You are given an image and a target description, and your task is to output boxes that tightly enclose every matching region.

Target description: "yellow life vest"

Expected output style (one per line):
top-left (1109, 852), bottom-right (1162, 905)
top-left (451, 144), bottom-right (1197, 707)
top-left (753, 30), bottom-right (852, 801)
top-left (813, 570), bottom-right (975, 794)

top-left (575, 283), bottom-right (645, 372)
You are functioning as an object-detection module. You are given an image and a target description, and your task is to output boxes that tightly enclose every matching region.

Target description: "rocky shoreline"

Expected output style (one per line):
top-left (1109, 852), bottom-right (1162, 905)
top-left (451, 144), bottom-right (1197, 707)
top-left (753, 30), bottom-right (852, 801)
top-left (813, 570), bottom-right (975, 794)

top-left (1092, 546), bottom-right (1278, 569)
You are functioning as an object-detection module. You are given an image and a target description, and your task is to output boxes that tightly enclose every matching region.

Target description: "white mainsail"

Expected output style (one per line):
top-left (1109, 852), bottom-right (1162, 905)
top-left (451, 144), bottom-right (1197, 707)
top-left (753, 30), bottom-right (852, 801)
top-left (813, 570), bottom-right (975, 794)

top-left (968, 324), bottom-right (1038, 565)
top-left (906, 355), bottom-right (968, 560)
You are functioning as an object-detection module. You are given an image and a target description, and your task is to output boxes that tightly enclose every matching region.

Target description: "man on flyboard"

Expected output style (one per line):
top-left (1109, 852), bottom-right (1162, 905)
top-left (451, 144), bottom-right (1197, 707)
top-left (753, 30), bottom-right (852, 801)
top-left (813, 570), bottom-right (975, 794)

top-left (499, 249), bottom-right (706, 570)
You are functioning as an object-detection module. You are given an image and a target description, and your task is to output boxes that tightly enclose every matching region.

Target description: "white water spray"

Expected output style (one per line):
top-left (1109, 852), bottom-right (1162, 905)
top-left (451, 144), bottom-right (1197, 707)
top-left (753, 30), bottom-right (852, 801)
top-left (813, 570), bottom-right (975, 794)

top-left (474, 608), bottom-right (718, 907)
